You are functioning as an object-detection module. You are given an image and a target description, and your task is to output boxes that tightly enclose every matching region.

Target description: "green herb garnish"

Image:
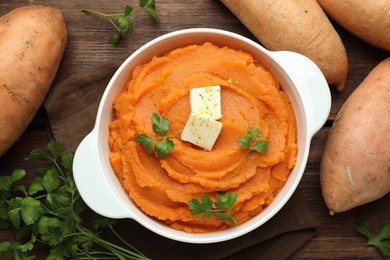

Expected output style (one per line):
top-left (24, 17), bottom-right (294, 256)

top-left (81, 0), bottom-right (159, 44)
top-left (238, 127), bottom-right (268, 154)
top-left (0, 140), bottom-right (148, 259)
top-left (139, 0), bottom-right (159, 20)
top-left (187, 192), bottom-right (237, 225)
top-left (356, 219), bottom-right (390, 257)
top-left (135, 112), bottom-right (175, 158)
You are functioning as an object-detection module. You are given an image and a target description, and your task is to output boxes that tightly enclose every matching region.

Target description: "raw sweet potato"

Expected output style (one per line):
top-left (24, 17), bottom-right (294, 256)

top-left (320, 58), bottom-right (390, 214)
top-left (0, 6), bottom-right (67, 156)
top-left (220, 0), bottom-right (348, 90)
top-left (317, 0), bottom-right (390, 51)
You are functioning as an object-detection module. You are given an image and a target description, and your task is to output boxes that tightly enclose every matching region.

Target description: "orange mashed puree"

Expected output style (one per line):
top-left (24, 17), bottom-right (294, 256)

top-left (108, 42), bottom-right (297, 233)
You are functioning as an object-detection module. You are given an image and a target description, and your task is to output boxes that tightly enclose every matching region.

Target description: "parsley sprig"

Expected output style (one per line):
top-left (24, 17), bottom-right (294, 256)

top-left (0, 140), bottom-right (148, 259)
top-left (135, 112), bottom-right (175, 158)
top-left (187, 192), bottom-right (237, 225)
top-left (356, 219), bottom-right (390, 257)
top-left (81, 0), bottom-right (159, 44)
top-left (238, 127), bottom-right (268, 154)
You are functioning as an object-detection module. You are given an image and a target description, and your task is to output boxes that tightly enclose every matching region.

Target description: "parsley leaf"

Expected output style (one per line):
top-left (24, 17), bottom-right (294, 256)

top-left (0, 201), bottom-right (10, 229)
top-left (42, 168), bottom-right (61, 194)
top-left (215, 212), bottom-right (236, 225)
top-left (81, 1), bottom-right (158, 44)
top-left (251, 140), bottom-right (269, 154)
top-left (238, 136), bottom-right (251, 149)
top-left (215, 192), bottom-right (237, 210)
top-left (188, 192), bottom-right (237, 225)
top-left (356, 219), bottom-right (390, 257)
top-left (38, 216), bottom-right (62, 246)
top-left (135, 112), bottom-right (175, 158)
top-left (152, 112), bottom-right (170, 135)
top-left (154, 138), bottom-right (175, 159)
top-left (135, 134), bottom-right (154, 154)
top-left (48, 141), bottom-right (66, 160)
top-left (107, 32), bottom-right (122, 45)
top-left (247, 127), bottom-right (260, 141)
top-left (20, 197), bottom-right (41, 226)
top-left (140, 0), bottom-right (159, 20)
top-left (11, 169), bottom-right (27, 183)
top-left (239, 127), bottom-right (268, 154)
top-left (28, 177), bottom-right (44, 195)
top-left (188, 195), bottom-right (213, 218)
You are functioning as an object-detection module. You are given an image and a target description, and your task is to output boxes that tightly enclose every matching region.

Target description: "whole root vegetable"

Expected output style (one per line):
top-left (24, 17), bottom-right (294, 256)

top-left (220, 0), bottom-right (348, 90)
top-left (317, 0), bottom-right (390, 51)
top-left (320, 58), bottom-right (390, 214)
top-left (0, 6), bottom-right (67, 156)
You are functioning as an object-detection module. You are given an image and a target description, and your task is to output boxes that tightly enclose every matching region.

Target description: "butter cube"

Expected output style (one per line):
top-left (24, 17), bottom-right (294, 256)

top-left (190, 85), bottom-right (222, 120)
top-left (181, 112), bottom-right (222, 151)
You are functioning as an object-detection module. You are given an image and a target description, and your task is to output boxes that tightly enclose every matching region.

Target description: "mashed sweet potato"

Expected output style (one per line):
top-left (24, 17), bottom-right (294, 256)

top-left (108, 42), bottom-right (297, 233)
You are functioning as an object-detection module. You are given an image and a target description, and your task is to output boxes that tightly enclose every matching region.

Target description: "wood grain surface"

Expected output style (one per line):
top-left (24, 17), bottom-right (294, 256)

top-left (0, 1), bottom-right (389, 259)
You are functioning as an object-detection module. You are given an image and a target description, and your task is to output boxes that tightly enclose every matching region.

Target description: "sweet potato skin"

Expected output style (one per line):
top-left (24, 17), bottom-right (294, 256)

top-left (0, 6), bottom-right (67, 156)
top-left (317, 0), bottom-right (390, 51)
top-left (220, 0), bottom-right (348, 90)
top-left (320, 58), bottom-right (390, 214)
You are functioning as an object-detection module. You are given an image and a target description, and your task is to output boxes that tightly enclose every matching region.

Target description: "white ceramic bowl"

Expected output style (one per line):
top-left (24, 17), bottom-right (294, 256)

top-left (73, 28), bottom-right (331, 244)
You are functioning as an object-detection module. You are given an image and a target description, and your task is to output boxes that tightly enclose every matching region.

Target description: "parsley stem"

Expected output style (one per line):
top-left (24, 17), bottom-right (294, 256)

top-left (60, 229), bottom-right (146, 259)
top-left (108, 18), bottom-right (121, 32)
top-left (94, 238), bottom-right (148, 259)
top-left (81, 8), bottom-right (123, 18)
top-left (152, 135), bottom-right (176, 141)
top-left (108, 224), bottom-right (144, 256)
top-left (78, 226), bottom-right (150, 259)
top-left (51, 158), bottom-right (66, 179)
top-left (78, 248), bottom-right (117, 259)
top-left (34, 194), bottom-right (48, 200)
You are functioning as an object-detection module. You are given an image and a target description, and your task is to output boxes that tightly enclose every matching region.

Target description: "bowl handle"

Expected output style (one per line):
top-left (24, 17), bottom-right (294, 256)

top-left (73, 131), bottom-right (131, 219)
top-left (270, 51), bottom-right (331, 136)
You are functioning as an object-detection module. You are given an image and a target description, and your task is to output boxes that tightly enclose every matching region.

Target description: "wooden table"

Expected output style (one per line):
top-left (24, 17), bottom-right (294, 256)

top-left (1, 1), bottom-right (389, 259)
